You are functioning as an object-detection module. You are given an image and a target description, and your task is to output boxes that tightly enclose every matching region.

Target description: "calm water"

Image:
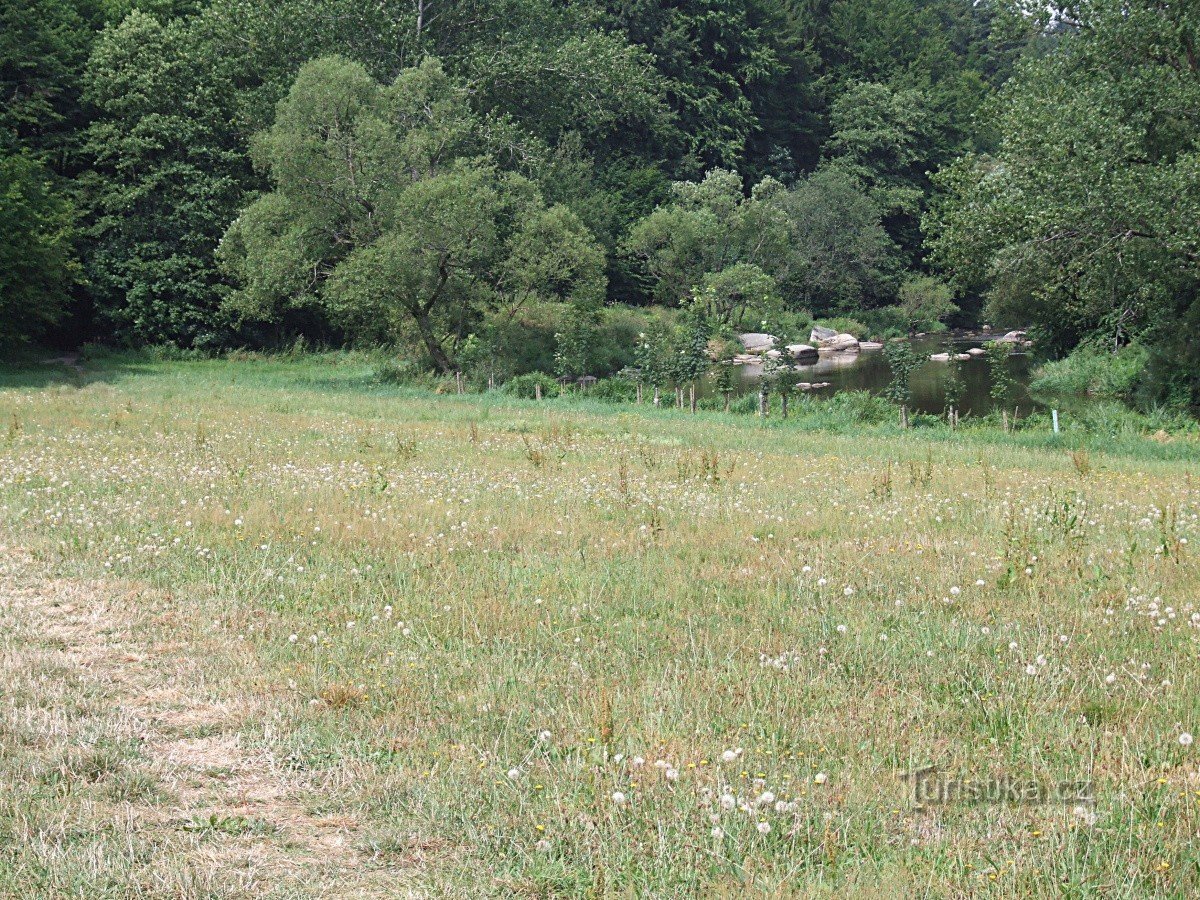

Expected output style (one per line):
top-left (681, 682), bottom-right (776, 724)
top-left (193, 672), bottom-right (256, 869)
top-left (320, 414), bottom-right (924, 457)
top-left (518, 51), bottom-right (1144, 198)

top-left (725, 334), bottom-right (1036, 416)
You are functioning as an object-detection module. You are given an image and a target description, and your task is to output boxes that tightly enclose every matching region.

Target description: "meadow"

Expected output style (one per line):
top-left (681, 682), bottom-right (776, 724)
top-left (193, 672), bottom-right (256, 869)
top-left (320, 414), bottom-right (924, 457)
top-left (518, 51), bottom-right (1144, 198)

top-left (2, 353), bottom-right (1199, 898)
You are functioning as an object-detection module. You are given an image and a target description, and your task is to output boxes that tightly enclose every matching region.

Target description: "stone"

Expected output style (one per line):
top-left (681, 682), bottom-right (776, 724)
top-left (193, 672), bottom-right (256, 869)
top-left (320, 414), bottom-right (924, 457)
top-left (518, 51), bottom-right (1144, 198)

top-left (929, 353), bottom-right (951, 362)
top-left (810, 325), bottom-right (838, 343)
top-left (967, 347), bottom-right (986, 356)
top-left (738, 333), bottom-right (776, 353)
top-left (995, 330), bottom-right (1027, 343)
top-left (859, 341), bottom-right (884, 350)
top-left (786, 343), bottom-right (818, 360)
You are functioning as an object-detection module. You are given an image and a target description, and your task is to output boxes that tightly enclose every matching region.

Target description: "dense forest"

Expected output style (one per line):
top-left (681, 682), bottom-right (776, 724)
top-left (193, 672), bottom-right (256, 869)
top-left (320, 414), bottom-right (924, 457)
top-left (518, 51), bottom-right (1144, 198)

top-left (2, 0), bottom-right (1198, 407)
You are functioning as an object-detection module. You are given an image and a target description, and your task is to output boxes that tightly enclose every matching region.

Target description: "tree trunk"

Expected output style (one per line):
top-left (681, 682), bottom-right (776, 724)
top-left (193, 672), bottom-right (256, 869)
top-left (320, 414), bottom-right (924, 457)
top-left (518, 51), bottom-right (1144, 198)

top-left (780, 393), bottom-right (789, 419)
top-left (653, 386), bottom-right (660, 407)
top-left (413, 310), bottom-right (454, 374)
top-left (723, 393), bottom-right (730, 413)
top-left (689, 382), bottom-right (696, 413)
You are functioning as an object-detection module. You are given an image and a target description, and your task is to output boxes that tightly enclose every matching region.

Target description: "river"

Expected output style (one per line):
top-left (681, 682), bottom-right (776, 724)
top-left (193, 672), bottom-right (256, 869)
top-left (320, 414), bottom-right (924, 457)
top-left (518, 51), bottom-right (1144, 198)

top-left (726, 333), bottom-right (1036, 416)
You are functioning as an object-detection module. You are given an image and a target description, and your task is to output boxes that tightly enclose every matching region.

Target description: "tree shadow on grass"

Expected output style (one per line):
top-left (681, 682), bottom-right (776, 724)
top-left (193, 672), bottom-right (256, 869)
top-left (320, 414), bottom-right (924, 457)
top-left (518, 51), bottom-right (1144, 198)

top-left (0, 351), bottom-right (156, 391)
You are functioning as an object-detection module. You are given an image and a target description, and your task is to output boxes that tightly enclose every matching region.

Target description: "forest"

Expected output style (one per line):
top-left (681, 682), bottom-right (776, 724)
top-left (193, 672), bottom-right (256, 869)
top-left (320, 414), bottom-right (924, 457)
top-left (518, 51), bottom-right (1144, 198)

top-left (3, 0), bottom-right (1199, 409)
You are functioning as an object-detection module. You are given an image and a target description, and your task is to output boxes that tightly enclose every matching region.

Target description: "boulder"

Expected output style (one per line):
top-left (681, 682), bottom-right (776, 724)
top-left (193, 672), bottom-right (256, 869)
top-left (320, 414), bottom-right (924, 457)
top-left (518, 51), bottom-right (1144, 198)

top-left (995, 330), bottom-right (1027, 343)
top-left (954, 353), bottom-right (971, 361)
top-left (859, 341), bottom-right (884, 350)
top-left (786, 343), bottom-right (818, 360)
top-left (929, 352), bottom-right (951, 362)
top-left (738, 332), bottom-right (776, 353)
top-left (795, 382), bottom-right (812, 391)
top-left (810, 326), bottom-right (859, 351)
top-left (765, 349), bottom-right (782, 360)
top-left (967, 347), bottom-right (986, 356)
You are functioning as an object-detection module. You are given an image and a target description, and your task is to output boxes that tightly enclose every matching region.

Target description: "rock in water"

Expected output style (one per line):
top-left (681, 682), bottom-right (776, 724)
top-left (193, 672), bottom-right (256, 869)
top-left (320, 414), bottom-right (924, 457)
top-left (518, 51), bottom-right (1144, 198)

top-left (786, 344), bottom-right (818, 360)
top-left (738, 333), bottom-right (776, 353)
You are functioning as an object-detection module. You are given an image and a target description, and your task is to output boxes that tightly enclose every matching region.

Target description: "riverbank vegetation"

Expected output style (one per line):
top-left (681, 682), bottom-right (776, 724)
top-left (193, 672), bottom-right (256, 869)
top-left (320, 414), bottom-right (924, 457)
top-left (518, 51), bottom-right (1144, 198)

top-left (4, 1), bottom-right (1198, 412)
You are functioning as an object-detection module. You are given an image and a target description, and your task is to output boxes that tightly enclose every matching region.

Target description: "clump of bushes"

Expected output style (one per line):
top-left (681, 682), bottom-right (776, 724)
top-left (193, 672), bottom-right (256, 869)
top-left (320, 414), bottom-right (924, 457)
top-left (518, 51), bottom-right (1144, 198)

top-left (1031, 344), bottom-right (1148, 399)
top-left (502, 372), bottom-right (562, 399)
top-left (587, 377), bottom-right (639, 403)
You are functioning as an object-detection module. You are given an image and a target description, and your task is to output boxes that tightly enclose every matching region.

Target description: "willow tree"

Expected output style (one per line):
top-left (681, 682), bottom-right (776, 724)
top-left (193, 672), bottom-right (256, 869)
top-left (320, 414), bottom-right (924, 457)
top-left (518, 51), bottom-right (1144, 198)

top-left (219, 55), bottom-right (605, 372)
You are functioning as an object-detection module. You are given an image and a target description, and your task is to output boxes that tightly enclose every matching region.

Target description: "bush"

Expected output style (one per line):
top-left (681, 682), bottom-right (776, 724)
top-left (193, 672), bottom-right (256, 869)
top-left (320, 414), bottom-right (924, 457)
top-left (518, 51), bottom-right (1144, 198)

top-left (1030, 344), bottom-right (1148, 399)
top-left (587, 377), bottom-right (638, 403)
top-left (373, 357), bottom-right (424, 384)
top-left (859, 306), bottom-right (908, 338)
top-left (503, 372), bottom-right (561, 399)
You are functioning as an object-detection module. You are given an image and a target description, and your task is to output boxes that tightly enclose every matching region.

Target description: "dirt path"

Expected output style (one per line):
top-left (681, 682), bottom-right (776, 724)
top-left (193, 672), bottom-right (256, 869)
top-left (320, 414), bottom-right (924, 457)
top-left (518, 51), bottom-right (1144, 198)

top-left (0, 545), bottom-right (421, 898)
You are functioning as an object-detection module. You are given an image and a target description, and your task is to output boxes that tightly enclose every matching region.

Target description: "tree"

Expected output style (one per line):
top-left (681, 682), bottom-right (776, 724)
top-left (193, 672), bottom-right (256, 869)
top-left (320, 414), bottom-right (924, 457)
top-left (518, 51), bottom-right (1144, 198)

top-left (777, 169), bottom-right (900, 313)
top-left (883, 339), bottom-right (921, 426)
top-left (220, 56), bottom-right (606, 372)
top-left (693, 263), bottom-right (780, 330)
top-left (926, 0), bottom-right (1200, 404)
top-left (81, 11), bottom-right (248, 346)
top-left (822, 81), bottom-right (938, 259)
top-left (624, 169), bottom-right (791, 306)
top-left (0, 153), bottom-right (76, 345)
top-left (896, 274), bottom-right (957, 332)
top-left (0, 0), bottom-right (90, 158)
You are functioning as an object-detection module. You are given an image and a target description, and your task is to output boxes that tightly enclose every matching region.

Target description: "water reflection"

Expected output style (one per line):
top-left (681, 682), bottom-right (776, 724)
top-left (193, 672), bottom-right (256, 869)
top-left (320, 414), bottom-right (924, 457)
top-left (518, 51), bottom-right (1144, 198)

top-left (727, 334), bottom-right (1035, 416)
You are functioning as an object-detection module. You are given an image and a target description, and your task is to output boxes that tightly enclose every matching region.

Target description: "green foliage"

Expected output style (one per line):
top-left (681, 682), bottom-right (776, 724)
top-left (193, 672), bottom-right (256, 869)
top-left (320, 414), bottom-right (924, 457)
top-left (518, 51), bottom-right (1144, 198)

top-left (633, 320), bottom-right (676, 389)
top-left (221, 56), bottom-right (606, 373)
top-left (82, 11), bottom-right (247, 346)
top-left (0, 0), bottom-right (91, 155)
top-left (502, 372), bottom-right (561, 399)
top-left (0, 153), bottom-right (76, 344)
top-left (587, 377), bottom-right (639, 403)
top-left (926, 0), bottom-right (1200, 406)
top-left (629, 167), bottom-right (901, 319)
top-left (1030, 344), bottom-right (1149, 400)
top-left (624, 169), bottom-right (790, 308)
top-left (896, 274), bottom-right (957, 332)
top-left (984, 341), bottom-right (1016, 408)
top-left (822, 81), bottom-right (932, 250)
top-left (777, 170), bottom-right (901, 313)
top-left (554, 312), bottom-right (597, 379)
top-left (942, 356), bottom-right (965, 414)
top-left (882, 340), bottom-right (921, 406)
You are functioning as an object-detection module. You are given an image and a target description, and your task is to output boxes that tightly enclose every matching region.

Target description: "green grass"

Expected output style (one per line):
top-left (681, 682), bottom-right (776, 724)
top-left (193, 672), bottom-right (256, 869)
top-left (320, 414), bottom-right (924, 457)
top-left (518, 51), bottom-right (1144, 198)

top-left (2, 353), bottom-right (1200, 897)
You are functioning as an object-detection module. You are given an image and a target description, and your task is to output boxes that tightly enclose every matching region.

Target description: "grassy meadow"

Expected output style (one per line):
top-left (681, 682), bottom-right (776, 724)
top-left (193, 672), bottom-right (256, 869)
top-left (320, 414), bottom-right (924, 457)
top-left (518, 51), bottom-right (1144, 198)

top-left (2, 353), bottom-right (1200, 898)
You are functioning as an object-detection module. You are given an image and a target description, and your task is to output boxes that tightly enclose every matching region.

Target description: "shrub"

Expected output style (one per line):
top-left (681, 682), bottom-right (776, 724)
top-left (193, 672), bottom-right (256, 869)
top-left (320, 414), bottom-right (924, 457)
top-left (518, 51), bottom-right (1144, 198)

top-left (1030, 344), bottom-right (1148, 399)
top-left (503, 372), bottom-right (561, 399)
top-left (587, 378), bottom-right (638, 403)
top-left (374, 357), bottom-right (423, 384)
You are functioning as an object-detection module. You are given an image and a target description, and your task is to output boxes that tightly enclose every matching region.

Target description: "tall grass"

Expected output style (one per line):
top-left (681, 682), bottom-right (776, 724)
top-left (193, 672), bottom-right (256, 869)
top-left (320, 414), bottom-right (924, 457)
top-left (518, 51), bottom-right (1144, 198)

top-left (1, 353), bottom-right (1198, 896)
